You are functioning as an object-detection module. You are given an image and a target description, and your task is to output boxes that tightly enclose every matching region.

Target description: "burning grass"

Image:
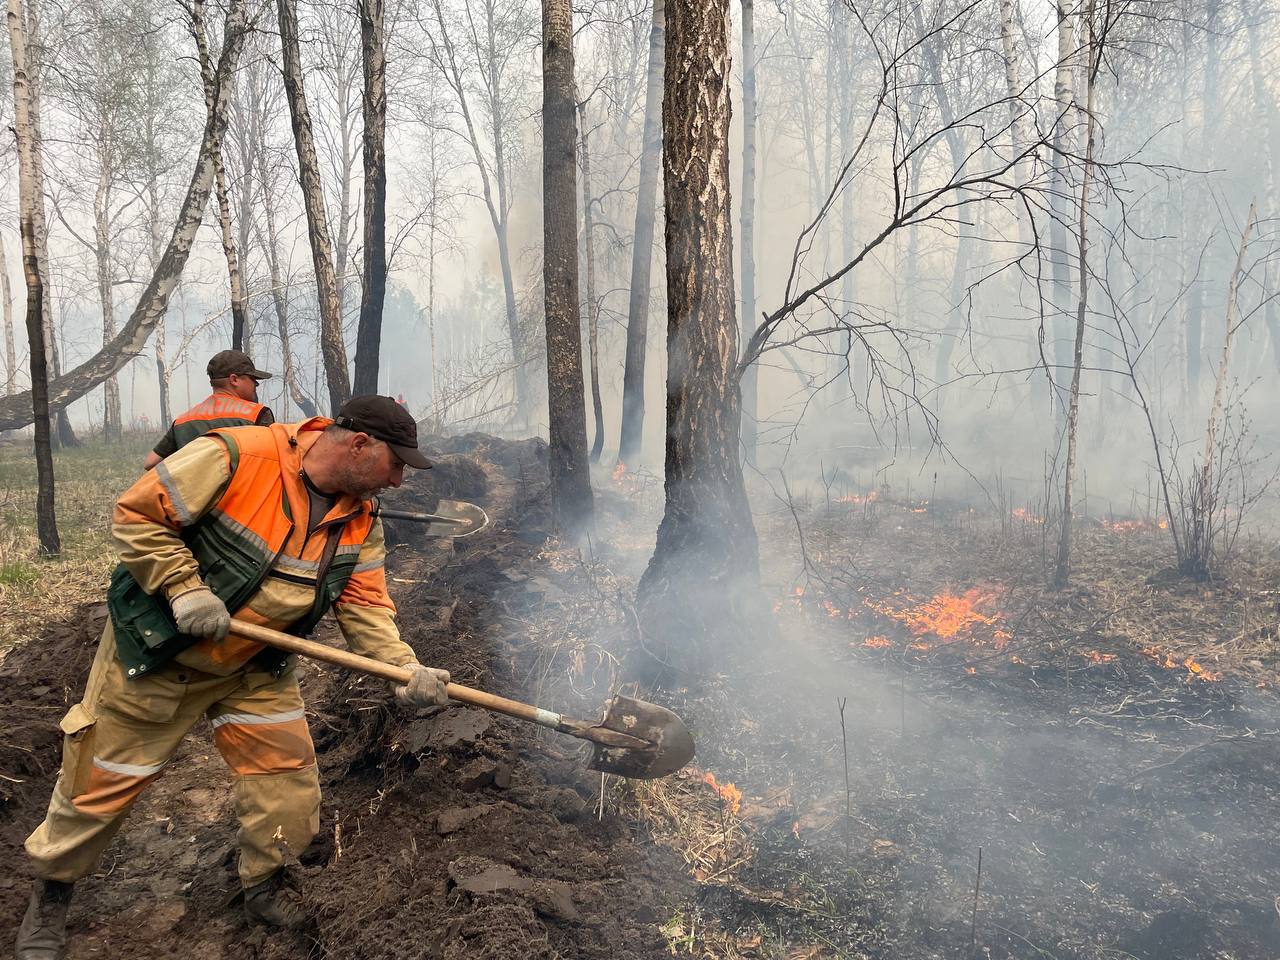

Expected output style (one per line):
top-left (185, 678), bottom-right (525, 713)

top-left (760, 489), bottom-right (1280, 691)
top-left (631, 767), bottom-right (753, 886)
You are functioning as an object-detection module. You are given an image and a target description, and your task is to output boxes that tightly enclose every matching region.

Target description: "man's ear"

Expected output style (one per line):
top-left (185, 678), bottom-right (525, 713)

top-left (350, 432), bottom-right (372, 455)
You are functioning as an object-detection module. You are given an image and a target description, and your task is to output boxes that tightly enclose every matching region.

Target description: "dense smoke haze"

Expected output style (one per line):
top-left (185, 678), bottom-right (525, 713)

top-left (0, 0), bottom-right (1275, 520)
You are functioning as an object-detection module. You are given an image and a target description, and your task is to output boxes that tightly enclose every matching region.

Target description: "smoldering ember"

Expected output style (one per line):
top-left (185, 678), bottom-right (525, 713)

top-left (0, 0), bottom-right (1278, 957)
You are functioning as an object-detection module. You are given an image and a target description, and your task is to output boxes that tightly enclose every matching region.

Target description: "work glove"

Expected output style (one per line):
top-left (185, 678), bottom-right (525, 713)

top-left (394, 665), bottom-right (451, 709)
top-left (171, 586), bottom-right (231, 641)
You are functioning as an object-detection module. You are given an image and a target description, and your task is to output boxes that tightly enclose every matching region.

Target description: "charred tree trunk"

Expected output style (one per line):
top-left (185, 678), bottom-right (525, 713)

top-left (191, 0), bottom-right (248, 351)
top-left (577, 98), bottom-right (605, 463)
top-left (1, 230), bottom-right (14, 395)
top-left (0, 0), bottom-right (248, 431)
top-left (353, 0), bottom-right (387, 397)
top-left (739, 0), bottom-right (758, 464)
top-left (277, 0), bottom-right (350, 414)
top-left (23, 5), bottom-right (74, 449)
top-left (542, 0), bottom-right (593, 534)
top-left (617, 0), bottom-right (664, 466)
top-left (8, 0), bottom-right (58, 554)
top-left (635, 0), bottom-right (760, 680)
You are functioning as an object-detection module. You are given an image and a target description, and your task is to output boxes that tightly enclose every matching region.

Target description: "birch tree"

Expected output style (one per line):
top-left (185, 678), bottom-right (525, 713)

top-left (426, 0), bottom-right (535, 419)
top-left (191, 0), bottom-right (249, 351)
top-left (617, 0), bottom-right (663, 465)
top-left (578, 96), bottom-right (604, 462)
top-left (277, 0), bottom-right (350, 413)
top-left (8, 0), bottom-right (57, 552)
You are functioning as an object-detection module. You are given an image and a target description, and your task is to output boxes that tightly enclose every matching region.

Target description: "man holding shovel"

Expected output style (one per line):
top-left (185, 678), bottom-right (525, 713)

top-left (16, 396), bottom-right (451, 958)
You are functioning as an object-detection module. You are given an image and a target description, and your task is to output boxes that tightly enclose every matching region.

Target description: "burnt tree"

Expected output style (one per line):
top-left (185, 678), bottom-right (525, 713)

top-left (278, 0), bottom-right (350, 413)
top-left (617, 0), bottom-right (664, 466)
top-left (353, 0), bottom-right (387, 396)
top-left (635, 0), bottom-right (759, 679)
top-left (8, 0), bottom-right (57, 554)
top-left (542, 0), bottom-right (593, 533)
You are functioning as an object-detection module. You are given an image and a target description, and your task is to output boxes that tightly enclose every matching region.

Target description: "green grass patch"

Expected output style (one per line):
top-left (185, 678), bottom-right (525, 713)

top-left (0, 430), bottom-right (157, 652)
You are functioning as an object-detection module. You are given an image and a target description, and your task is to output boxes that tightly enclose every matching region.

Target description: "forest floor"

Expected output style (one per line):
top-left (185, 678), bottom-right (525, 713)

top-left (1, 432), bottom-right (1278, 959)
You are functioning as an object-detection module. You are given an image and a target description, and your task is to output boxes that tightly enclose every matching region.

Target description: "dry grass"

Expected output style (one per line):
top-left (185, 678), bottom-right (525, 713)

top-left (0, 432), bottom-right (152, 654)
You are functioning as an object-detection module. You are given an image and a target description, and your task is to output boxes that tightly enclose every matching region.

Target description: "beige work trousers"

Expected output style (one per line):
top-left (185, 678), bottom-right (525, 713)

top-left (25, 623), bottom-right (320, 887)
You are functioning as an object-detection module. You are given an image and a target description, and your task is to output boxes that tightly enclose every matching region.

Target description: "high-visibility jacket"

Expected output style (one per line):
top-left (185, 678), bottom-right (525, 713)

top-left (107, 417), bottom-right (416, 678)
top-left (152, 391), bottom-right (273, 459)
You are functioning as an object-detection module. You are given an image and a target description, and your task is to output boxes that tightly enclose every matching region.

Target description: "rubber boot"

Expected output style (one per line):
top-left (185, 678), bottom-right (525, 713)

top-left (14, 878), bottom-right (74, 960)
top-left (243, 870), bottom-right (308, 931)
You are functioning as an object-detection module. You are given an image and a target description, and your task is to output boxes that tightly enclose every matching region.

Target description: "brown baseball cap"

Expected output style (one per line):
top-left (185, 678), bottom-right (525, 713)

top-left (335, 394), bottom-right (432, 469)
top-left (208, 349), bottom-right (273, 381)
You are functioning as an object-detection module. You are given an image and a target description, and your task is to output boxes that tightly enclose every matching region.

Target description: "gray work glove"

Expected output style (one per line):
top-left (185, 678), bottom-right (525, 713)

top-left (394, 665), bottom-right (451, 708)
top-left (171, 586), bottom-right (231, 641)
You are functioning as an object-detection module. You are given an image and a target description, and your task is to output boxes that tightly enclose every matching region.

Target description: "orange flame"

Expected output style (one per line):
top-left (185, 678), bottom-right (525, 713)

top-left (1102, 519), bottom-right (1147, 532)
top-left (861, 635), bottom-right (893, 649)
top-left (611, 462), bottom-right (627, 483)
top-left (1182, 656), bottom-right (1221, 682)
top-left (1012, 507), bottom-right (1045, 524)
top-left (701, 772), bottom-right (743, 817)
top-left (867, 587), bottom-right (1003, 643)
top-left (1141, 646), bottom-right (1222, 682)
top-left (964, 666), bottom-right (977, 675)
top-left (1083, 650), bottom-right (1117, 664)
top-left (836, 490), bottom-right (879, 505)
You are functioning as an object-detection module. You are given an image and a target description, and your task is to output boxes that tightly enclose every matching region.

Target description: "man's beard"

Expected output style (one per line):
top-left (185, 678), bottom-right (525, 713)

top-left (332, 458), bottom-right (385, 499)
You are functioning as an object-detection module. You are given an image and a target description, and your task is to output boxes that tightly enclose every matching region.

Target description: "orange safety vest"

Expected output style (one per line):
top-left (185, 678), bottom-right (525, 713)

top-left (169, 391), bottom-right (269, 451)
top-left (110, 418), bottom-right (377, 677)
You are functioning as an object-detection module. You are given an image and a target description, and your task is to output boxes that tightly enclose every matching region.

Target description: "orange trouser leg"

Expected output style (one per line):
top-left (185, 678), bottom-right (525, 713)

top-left (208, 673), bottom-right (320, 887)
top-left (24, 625), bottom-right (223, 882)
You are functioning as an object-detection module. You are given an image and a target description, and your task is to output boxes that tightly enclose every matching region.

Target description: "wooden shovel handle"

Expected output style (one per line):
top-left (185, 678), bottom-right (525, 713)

top-left (226, 620), bottom-right (570, 731)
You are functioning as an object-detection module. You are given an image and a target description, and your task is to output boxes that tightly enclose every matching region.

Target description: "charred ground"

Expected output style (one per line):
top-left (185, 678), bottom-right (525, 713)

top-left (1, 438), bottom-right (1278, 959)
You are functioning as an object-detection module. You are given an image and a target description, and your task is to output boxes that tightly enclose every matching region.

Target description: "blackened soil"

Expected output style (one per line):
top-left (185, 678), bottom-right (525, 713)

top-left (0, 435), bottom-right (688, 959)
top-left (682, 603), bottom-right (1280, 960)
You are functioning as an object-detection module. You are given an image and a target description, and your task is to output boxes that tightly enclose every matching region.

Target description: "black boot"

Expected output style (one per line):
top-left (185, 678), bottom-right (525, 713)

top-left (243, 870), bottom-right (308, 931)
top-left (14, 878), bottom-right (74, 960)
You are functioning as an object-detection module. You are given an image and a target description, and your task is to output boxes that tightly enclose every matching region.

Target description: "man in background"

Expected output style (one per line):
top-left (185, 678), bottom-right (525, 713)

top-left (143, 350), bottom-right (275, 469)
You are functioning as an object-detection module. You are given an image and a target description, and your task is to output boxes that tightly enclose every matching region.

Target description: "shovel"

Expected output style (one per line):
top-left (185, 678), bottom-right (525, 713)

top-left (227, 620), bottom-right (695, 779)
top-left (374, 499), bottom-right (490, 539)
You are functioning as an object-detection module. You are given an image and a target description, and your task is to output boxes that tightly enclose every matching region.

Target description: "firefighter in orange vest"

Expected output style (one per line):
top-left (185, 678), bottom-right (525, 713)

top-left (143, 349), bottom-right (276, 470)
top-left (17, 396), bottom-right (451, 958)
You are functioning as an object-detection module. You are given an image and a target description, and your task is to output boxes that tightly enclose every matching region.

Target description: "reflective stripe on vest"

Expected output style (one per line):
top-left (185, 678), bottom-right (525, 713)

top-left (170, 393), bottom-right (267, 451)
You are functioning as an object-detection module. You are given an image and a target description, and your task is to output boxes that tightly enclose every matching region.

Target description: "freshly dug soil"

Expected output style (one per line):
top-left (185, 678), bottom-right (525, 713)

top-left (0, 435), bottom-right (688, 959)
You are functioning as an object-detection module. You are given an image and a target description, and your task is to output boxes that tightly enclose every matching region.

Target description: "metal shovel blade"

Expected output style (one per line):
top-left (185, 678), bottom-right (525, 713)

top-left (587, 694), bottom-right (696, 780)
top-left (379, 499), bottom-right (490, 538)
